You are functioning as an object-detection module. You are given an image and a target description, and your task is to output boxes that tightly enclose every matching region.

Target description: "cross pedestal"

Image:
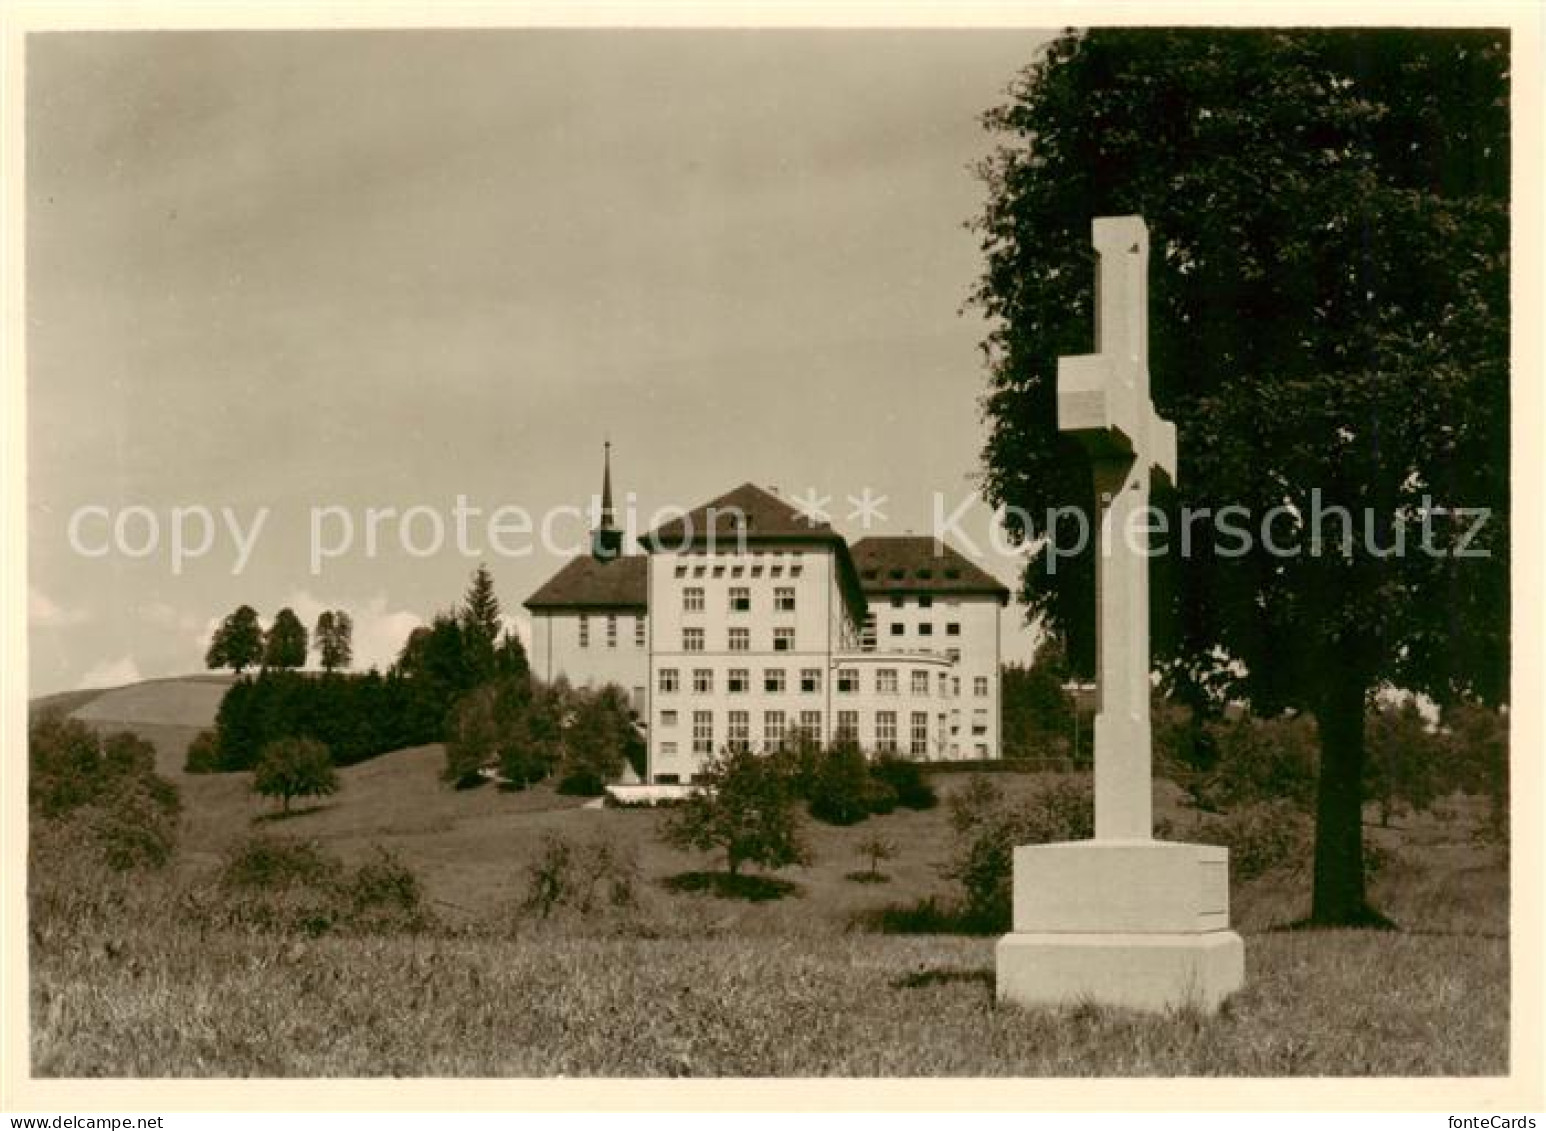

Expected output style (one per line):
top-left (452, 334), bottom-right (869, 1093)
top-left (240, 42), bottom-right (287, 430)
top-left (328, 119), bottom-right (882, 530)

top-left (996, 217), bottom-right (1243, 1013)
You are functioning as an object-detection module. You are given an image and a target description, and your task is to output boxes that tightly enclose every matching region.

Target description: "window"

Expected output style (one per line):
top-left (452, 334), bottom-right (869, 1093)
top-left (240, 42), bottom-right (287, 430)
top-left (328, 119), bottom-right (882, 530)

top-left (674, 565), bottom-right (687, 578)
top-left (692, 712), bottom-right (713, 754)
top-left (919, 595), bottom-right (933, 609)
top-left (836, 710), bottom-right (859, 743)
top-left (763, 710), bottom-right (786, 749)
top-left (975, 743), bottom-right (989, 757)
top-left (728, 668), bottom-right (749, 694)
top-left (770, 564), bottom-right (784, 579)
top-left (728, 710), bottom-right (750, 752)
top-left (911, 670), bottom-right (929, 696)
top-left (764, 668), bottom-right (786, 693)
top-left (938, 673), bottom-right (949, 697)
top-left (918, 622), bottom-right (933, 637)
top-left (607, 614), bottom-right (618, 649)
top-left (789, 564), bottom-right (803, 578)
top-left (751, 564), bottom-right (764, 578)
top-left (712, 565), bottom-right (725, 578)
top-left (947, 648), bottom-right (961, 663)
top-left (877, 669), bottom-right (898, 695)
top-left (876, 711), bottom-right (897, 754)
top-left (693, 669), bottom-right (713, 694)
top-left (975, 676), bottom-right (990, 697)
top-left (774, 587), bottom-right (796, 612)
top-left (729, 586), bottom-right (751, 612)
top-left (684, 587), bottom-right (704, 612)
top-left (692, 565), bottom-right (706, 578)
top-left (800, 668), bottom-right (821, 694)
top-left (860, 614), bottom-right (877, 652)
top-left (731, 565), bottom-right (744, 578)
top-left (728, 627), bottom-right (750, 652)
top-left (937, 713), bottom-right (948, 754)
top-left (837, 668), bottom-right (858, 694)
top-left (800, 709), bottom-right (822, 737)
top-left (972, 710), bottom-right (988, 736)
top-left (773, 628), bottom-right (795, 652)
top-left (578, 615), bottom-right (589, 648)
top-left (890, 623), bottom-right (905, 637)
top-left (683, 628), bottom-right (704, 652)
top-left (660, 710), bottom-right (678, 727)
top-left (911, 711), bottom-right (928, 756)
top-left (635, 616), bottom-right (646, 647)
top-left (659, 742), bottom-right (678, 756)
top-left (946, 622), bottom-right (961, 637)
top-left (890, 595), bottom-right (905, 608)
top-left (952, 676), bottom-right (961, 696)
top-left (659, 668), bottom-right (679, 694)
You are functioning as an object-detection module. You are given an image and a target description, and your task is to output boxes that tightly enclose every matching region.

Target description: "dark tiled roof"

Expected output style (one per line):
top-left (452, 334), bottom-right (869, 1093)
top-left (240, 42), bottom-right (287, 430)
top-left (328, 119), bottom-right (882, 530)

top-left (640, 482), bottom-right (836, 546)
top-left (641, 483), bottom-right (866, 620)
top-left (524, 554), bottom-right (647, 611)
top-left (849, 536), bottom-right (1011, 604)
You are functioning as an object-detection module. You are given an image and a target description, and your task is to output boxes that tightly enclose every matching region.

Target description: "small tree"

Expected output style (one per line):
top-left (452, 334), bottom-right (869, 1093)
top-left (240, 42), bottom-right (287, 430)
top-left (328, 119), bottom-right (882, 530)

top-left (314, 610), bottom-right (354, 672)
top-left (808, 742), bottom-right (873, 826)
top-left (665, 747), bottom-right (809, 879)
top-left (263, 607), bottom-right (309, 670)
top-left (206, 604), bottom-right (263, 675)
top-left (253, 737), bottom-right (338, 813)
top-left (856, 835), bottom-right (896, 881)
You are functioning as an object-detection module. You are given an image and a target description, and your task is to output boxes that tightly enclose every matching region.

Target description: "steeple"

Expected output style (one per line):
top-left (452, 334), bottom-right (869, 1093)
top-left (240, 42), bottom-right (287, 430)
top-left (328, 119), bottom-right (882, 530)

top-left (592, 440), bottom-right (623, 561)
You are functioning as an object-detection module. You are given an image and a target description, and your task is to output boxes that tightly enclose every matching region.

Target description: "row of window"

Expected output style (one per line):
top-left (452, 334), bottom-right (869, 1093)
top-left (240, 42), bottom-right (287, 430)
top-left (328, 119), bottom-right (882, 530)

top-left (657, 667), bottom-right (991, 698)
top-left (681, 627), bottom-right (797, 652)
top-left (681, 585), bottom-right (797, 613)
top-left (577, 614), bottom-right (646, 649)
top-left (673, 562), bottom-right (805, 580)
top-left (657, 709), bottom-right (987, 756)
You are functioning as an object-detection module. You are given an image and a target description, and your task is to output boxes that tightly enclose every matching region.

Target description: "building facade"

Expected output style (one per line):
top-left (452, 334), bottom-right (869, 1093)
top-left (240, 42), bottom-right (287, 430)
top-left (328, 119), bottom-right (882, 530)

top-left (525, 457), bottom-right (1010, 783)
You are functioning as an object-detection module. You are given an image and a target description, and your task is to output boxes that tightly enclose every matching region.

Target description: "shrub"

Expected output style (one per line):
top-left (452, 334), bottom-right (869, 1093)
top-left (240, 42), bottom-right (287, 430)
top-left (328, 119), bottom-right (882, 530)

top-left (1194, 713), bottom-right (1320, 812)
top-left (946, 775), bottom-right (1093, 931)
top-left (218, 835), bottom-right (431, 936)
top-left (808, 743), bottom-right (872, 826)
top-left (1193, 800), bottom-right (1311, 881)
top-left (29, 713), bottom-right (180, 872)
top-left (871, 756), bottom-right (938, 810)
top-left (253, 736), bottom-right (339, 813)
top-left (184, 729), bottom-right (222, 773)
top-left (522, 833), bottom-right (638, 919)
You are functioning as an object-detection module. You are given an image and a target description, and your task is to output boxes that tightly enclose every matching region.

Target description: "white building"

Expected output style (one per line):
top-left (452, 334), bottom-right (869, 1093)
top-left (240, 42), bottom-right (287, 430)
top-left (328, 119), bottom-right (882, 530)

top-left (524, 452), bottom-right (1009, 783)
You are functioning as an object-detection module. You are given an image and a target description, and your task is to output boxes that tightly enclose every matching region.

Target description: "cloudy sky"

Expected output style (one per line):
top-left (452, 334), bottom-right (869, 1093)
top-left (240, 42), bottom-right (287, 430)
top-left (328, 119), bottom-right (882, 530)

top-left (26, 29), bottom-right (1055, 695)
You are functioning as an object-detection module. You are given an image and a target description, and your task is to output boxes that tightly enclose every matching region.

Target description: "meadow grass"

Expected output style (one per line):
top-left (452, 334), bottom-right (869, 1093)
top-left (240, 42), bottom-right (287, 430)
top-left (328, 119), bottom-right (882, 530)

top-left (30, 707), bottom-right (1511, 1077)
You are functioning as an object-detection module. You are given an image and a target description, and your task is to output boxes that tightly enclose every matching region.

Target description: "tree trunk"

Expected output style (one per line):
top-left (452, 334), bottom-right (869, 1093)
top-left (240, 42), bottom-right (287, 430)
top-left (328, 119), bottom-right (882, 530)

top-left (1310, 678), bottom-right (1391, 926)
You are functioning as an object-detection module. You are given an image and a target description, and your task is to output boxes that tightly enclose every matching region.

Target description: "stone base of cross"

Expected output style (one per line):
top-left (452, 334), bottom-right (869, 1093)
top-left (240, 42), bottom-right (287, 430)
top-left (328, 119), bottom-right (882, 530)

top-left (995, 216), bottom-right (1244, 1014)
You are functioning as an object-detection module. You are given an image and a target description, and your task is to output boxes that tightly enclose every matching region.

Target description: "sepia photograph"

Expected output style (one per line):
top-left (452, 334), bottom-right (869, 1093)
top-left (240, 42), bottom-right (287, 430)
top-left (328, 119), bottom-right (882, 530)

top-left (4, 3), bottom-right (1539, 1115)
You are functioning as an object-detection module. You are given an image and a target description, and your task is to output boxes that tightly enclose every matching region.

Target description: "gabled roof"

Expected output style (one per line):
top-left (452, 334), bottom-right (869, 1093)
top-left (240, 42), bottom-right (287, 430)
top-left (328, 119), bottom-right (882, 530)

top-left (849, 536), bottom-right (1012, 605)
top-left (524, 554), bottom-right (647, 612)
top-left (640, 483), bottom-right (866, 620)
top-left (639, 482), bottom-right (837, 546)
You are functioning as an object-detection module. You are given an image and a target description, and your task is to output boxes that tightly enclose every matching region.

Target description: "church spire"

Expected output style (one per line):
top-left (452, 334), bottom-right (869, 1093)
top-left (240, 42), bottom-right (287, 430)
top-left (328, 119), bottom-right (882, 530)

top-left (600, 439), bottom-right (615, 530)
top-left (592, 439), bottom-right (623, 561)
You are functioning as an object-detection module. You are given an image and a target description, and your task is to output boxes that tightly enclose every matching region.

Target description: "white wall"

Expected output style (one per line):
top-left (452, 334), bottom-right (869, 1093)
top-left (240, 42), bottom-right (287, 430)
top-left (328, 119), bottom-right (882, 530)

top-left (530, 609), bottom-right (649, 713)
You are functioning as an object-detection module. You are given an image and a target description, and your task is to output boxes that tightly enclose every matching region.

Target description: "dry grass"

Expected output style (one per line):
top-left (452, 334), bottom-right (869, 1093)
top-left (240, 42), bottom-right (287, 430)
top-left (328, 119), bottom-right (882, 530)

top-left (31, 693), bottom-right (1510, 1077)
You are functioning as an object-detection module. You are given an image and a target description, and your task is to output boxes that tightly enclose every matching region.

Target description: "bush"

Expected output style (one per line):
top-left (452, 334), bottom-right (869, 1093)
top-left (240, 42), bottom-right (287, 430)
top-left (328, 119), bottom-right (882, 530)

top-left (28, 713), bottom-right (181, 872)
top-left (1193, 713), bottom-right (1320, 812)
top-left (665, 746), bottom-right (809, 878)
top-left (871, 756), bottom-right (938, 810)
top-left (1193, 800), bottom-right (1311, 881)
top-left (218, 835), bottom-right (430, 936)
top-left (946, 775), bottom-right (1093, 931)
top-left (184, 729), bottom-right (222, 773)
top-left (808, 744), bottom-right (872, 826)
top-left (522, 833), bottom-right (638, 919)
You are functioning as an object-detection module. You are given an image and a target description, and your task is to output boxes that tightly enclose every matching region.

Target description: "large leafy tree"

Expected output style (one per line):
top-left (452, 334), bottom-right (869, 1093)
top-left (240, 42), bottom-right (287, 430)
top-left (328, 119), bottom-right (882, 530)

top-left (314, 609), bottom-right (354, 673)
top-left (205, 604), bottom-right (264, 675)
top-left (971, 29), bottom-right (1508, 924)
top-left (263, 607), bottom-right (309, 670)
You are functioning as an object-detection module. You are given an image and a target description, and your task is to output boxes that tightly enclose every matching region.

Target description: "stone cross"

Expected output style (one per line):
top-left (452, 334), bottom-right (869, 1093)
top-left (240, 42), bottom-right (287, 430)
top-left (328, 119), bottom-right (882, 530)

top-left (1057, 216), bottom-right (1176, 841)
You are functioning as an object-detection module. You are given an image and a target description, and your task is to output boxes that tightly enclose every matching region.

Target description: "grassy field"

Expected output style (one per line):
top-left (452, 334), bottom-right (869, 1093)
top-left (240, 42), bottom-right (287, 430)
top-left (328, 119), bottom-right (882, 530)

top-left (28, 681), bottom-right (1512, 1077)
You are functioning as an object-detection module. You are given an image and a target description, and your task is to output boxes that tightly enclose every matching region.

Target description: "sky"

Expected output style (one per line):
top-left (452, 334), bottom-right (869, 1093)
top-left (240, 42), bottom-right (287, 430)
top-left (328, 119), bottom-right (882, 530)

top-left (26, 29), bottom-right (1057, 695)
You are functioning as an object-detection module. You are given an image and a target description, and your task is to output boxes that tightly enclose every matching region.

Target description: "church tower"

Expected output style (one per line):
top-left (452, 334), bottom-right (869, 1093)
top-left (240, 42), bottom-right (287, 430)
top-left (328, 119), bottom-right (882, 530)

top-left (592, 440), bottom-right (624, 561)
